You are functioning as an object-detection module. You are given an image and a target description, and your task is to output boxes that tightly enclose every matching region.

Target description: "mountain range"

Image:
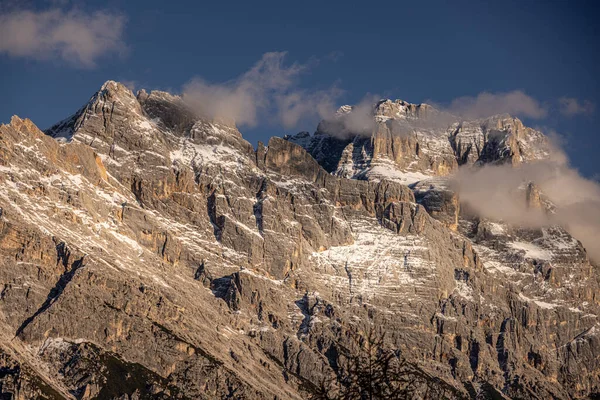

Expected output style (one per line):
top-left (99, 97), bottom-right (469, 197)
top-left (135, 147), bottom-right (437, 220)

top-left (0, 80), bottom-right (598, 399)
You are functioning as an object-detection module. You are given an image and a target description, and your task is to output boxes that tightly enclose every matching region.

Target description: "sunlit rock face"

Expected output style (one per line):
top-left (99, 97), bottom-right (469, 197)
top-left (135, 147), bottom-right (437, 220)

top-left (0, 81), bottom-right (597, 399)
top-left (287, 101), bottom-right (551, 187)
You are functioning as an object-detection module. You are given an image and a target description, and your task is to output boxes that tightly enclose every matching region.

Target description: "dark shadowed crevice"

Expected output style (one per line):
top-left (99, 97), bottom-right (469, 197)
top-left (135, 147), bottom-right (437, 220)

top-left (253, 179), bottom-right (267, 236)
top-left (207, 190), bottom-right (224, 241)
top-left (210, 273), bottom-right (242, 311)
top-left (15, 243), bottom-right (85, 338)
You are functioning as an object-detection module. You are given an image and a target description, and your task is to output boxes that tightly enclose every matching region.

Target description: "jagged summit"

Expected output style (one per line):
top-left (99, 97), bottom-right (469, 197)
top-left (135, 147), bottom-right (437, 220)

top-left (4, 115), bottom-right (41, 133)
top-left (332, 98), bottom-right (442, 121)
top-left (100, 79), bottom-right (128, 92)
top-left (287, 96), bottom-right (551, 185)
top-left (43, 81), bottom-right (552, 208)
top-left (374, 98), bottom-right (442, 121)
top-left (46, 80), bottom-right (248, 155)
top-left (46, 80), bottom-right (142, 142)
top-left (46, 80), bottom-right (242, 143)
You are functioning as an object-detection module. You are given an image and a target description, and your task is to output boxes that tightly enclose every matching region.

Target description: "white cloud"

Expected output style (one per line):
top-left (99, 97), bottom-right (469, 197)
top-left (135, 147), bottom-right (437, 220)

top-left (453, 145), bottom-right (600, 263)
top-left (432, 90), bottom-right (548, 120)
top-left (120, 80), bottom-right (137, 92)
top-left (0, 7), bottom-right (126, 67)
top-left (316, 94), bottom-right (381, 139)
top-left (182, 52), bottom-right (343, 128)
top-left (276, 87), bottom-right (344, 128)
top-left (558, 97), bottom-right (595, 117)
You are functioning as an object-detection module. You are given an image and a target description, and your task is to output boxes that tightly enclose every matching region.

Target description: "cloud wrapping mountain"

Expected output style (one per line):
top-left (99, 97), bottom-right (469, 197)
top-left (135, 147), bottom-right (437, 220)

top-left (453, 149), bottom-right (600, 262)
top-left (433, 90), bottom-right (548, 120)
top-left (182, 52), bottom-right (342, 128)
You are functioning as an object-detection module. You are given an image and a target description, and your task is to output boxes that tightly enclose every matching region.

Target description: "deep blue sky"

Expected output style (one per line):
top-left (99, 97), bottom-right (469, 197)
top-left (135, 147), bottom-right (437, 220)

top-left (1, 0), bottom-right (598, 177)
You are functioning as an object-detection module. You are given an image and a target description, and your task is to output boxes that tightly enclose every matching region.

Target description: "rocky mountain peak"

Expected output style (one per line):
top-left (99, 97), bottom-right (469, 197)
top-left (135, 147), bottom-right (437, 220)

top-left (449, 114), bottom-right (550, 166)
top-left (335, 104), bottom-right (353, 115)
top-left (99, 79), bottom-right (133, 95)
top-left (288, 96), bottom-right (552, 185)
top-left (374, 98), bottom-right (440, 121)
top-left (44, 81), bottom-right (249, 162)
top-left (6, 115), bottom-right (42, 135)
top-left (90, 80), bottom-right (143, 117)
top-left (333, 99), bottom-right (440, 122)
top-left (45, 80), bottom-right (142, 142)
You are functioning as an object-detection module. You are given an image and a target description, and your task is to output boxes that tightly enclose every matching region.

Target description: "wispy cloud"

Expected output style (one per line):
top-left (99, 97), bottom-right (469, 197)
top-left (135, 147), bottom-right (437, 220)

top-left (182, 52), bottom-right (343, 128)
top-left (325, 50), bottom-right (344, 62)
top-left (120, 80), bottom-right (137, 92)
top-left (317, 94), bottom-right (381, 139)
top-left (453, 143), bottom-right (600, 263)
top-left (0, 7), bottom-right (126, 67)
top-left (433, 90), bottom-right (548, 120)
top-left (276, 87), bottom-right (344, 128)
top-left (558, 97), bottom-right (595, 117)
top-left (431, 92), bottom-right (596, 121)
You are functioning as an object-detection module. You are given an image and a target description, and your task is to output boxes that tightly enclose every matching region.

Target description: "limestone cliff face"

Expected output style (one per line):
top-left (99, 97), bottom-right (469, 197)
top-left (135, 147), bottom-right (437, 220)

top-left (287, 101), bottom-right (551, 186)
top-left (448, 114), bottom-right (551, 167)
top-left (0, 82), bottom-right (597, 399)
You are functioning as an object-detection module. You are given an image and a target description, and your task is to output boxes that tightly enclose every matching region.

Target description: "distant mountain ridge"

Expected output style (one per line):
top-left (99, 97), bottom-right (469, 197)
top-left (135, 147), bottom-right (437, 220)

top-left (286, 99), bottom-right (550, 185)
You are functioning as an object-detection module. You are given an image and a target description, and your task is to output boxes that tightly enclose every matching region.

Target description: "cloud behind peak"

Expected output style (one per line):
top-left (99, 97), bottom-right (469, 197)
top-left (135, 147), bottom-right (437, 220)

top-left (438, 90), bottom-right (548, 120)
top-left (182, 52), bottom-right (343, 128)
